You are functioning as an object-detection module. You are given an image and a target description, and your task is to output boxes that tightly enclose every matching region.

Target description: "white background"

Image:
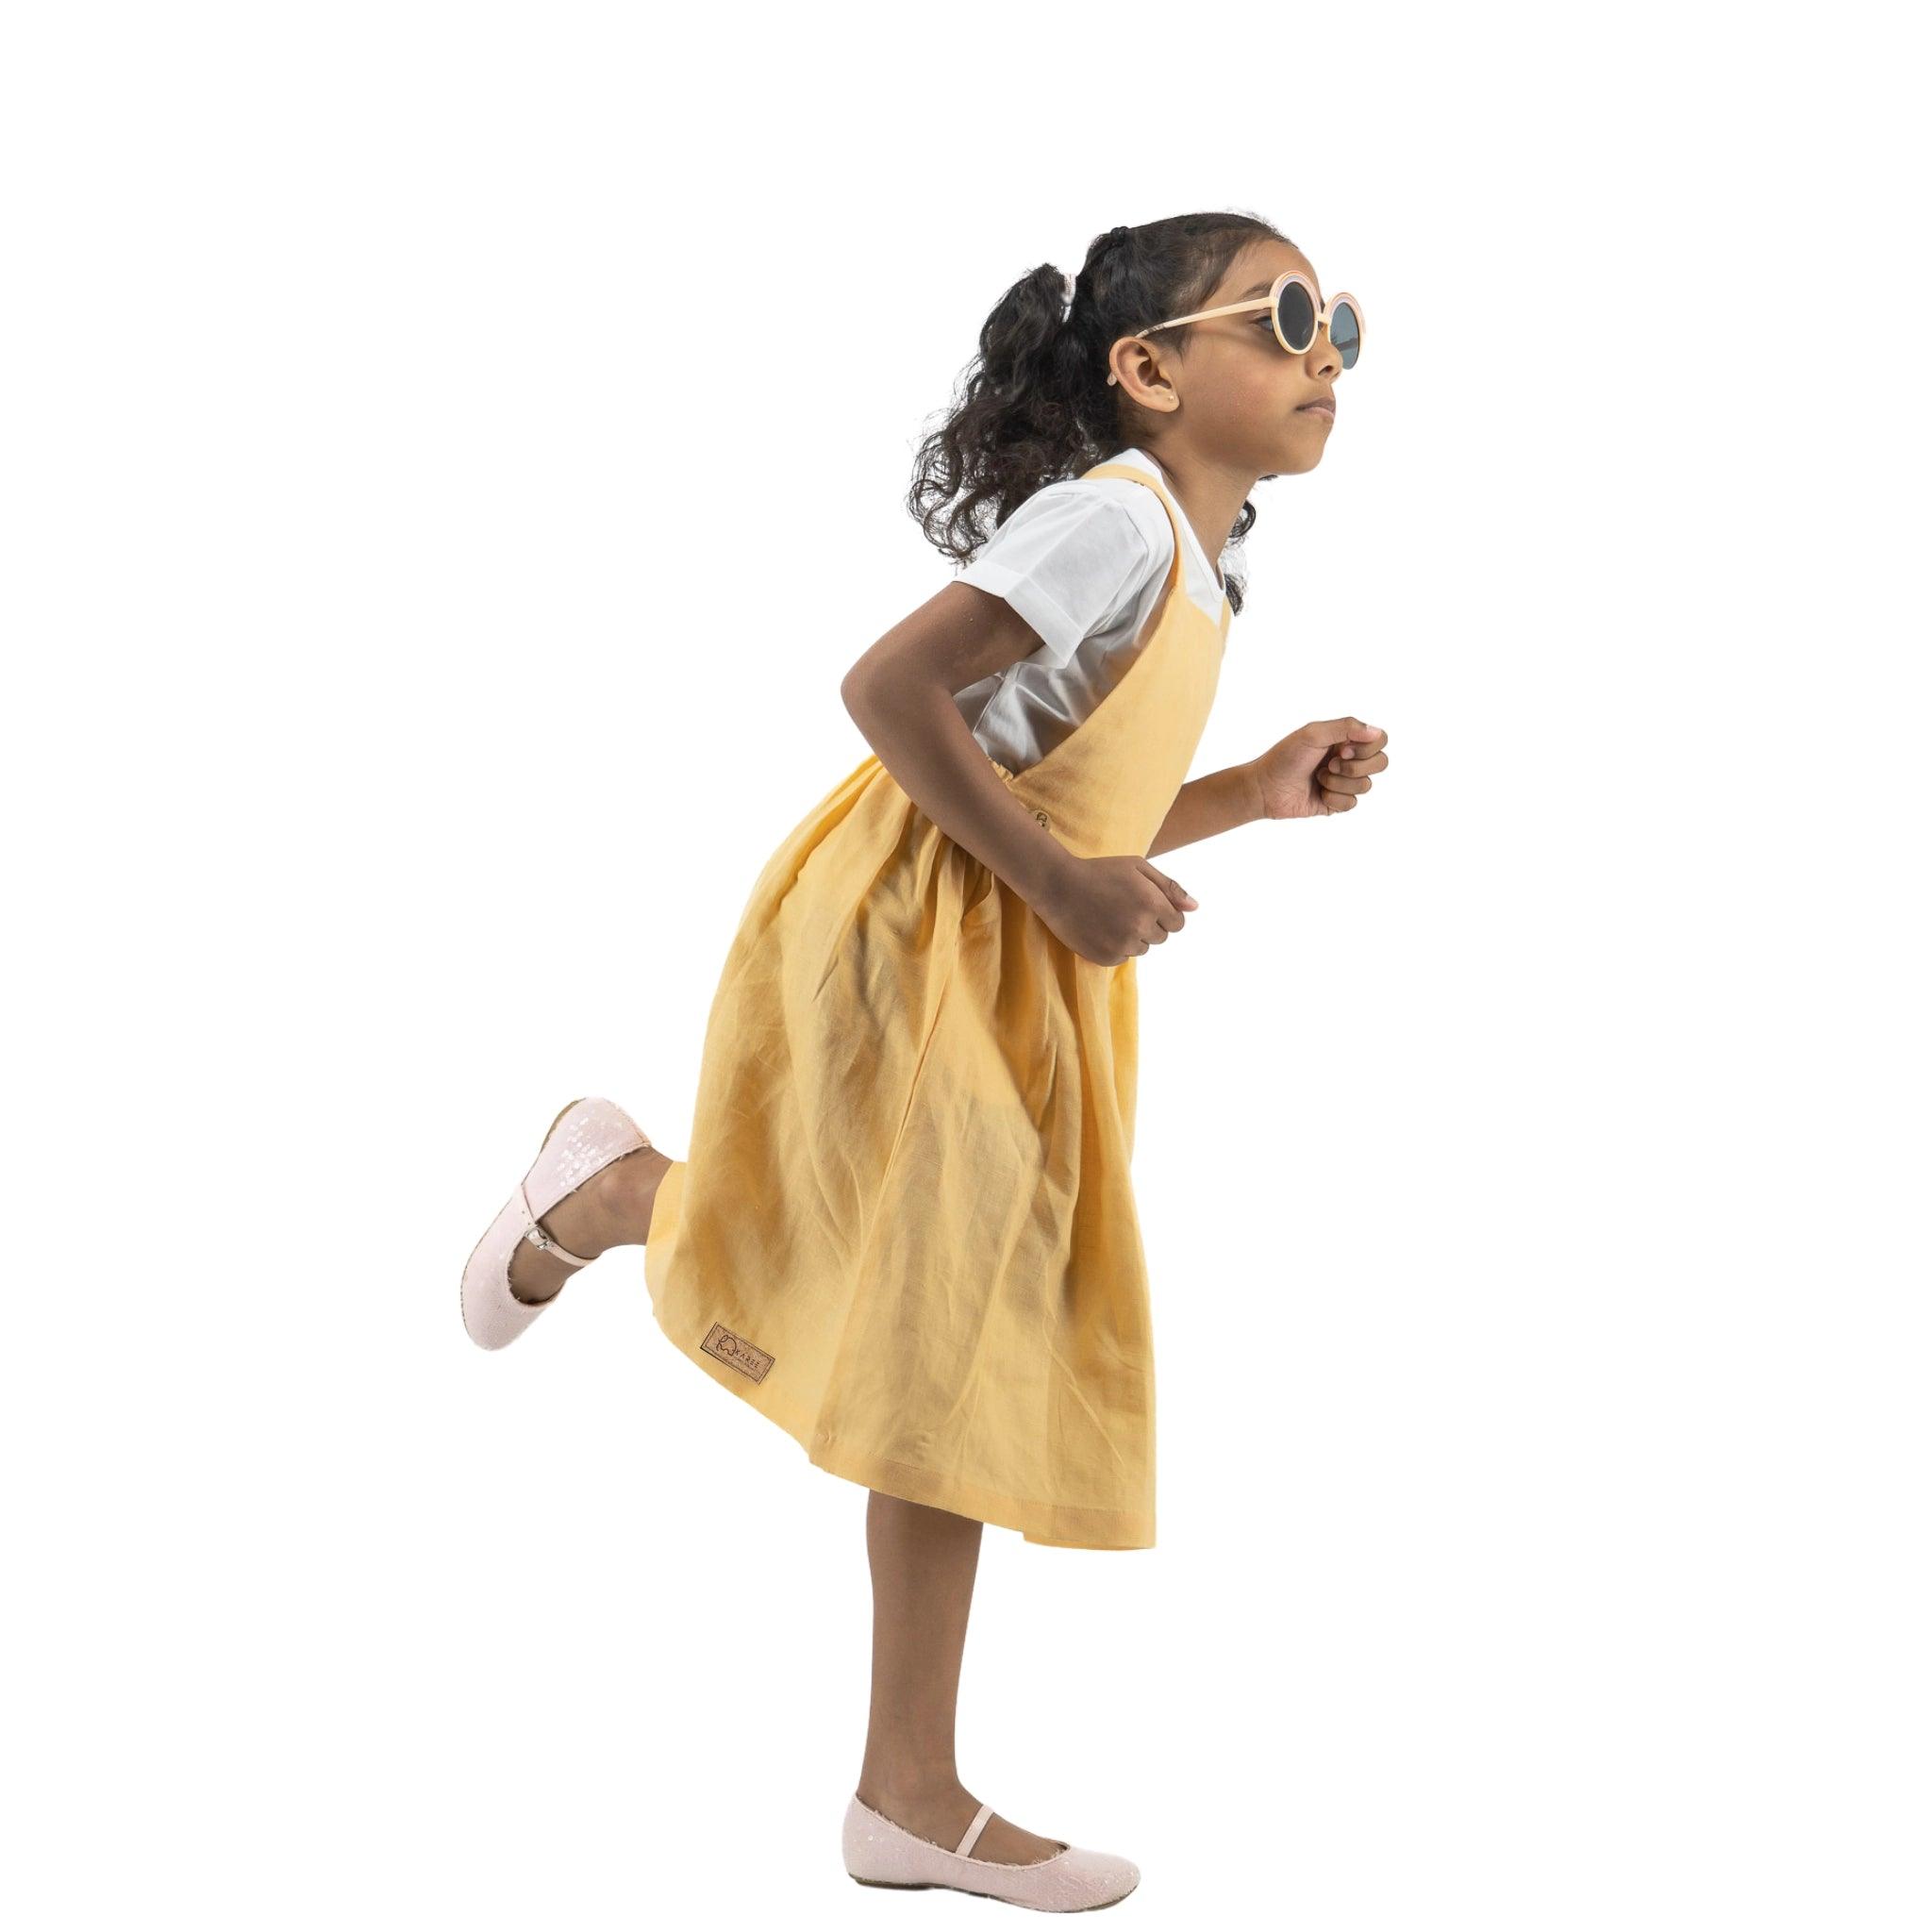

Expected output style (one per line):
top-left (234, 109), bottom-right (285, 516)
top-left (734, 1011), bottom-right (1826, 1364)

top-left (4, 4), bottom-right (1925, 1926)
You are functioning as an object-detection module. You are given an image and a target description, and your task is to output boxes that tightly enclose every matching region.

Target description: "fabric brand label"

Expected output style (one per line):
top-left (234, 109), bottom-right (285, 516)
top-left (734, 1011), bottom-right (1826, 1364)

top-left (700, 1322), bottom-right (774, 1383)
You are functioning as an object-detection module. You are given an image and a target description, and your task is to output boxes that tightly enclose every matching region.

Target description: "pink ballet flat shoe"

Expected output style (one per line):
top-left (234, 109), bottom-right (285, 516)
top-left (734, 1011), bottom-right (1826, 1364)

top-left (459, 1095), bottom-right (653, 1351)
top-left (842, 1793), bottom-right (1141, 1912)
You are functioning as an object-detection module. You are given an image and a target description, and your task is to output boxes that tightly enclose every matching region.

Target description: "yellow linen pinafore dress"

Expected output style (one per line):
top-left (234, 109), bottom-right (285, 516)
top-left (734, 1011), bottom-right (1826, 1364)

top-left (641, 461), bottom-right (1228, 1549)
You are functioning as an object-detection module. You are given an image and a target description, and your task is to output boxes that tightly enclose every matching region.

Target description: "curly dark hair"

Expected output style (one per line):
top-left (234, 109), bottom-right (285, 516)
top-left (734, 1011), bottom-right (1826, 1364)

top-left (907, 210), bottom-right (1293, 618)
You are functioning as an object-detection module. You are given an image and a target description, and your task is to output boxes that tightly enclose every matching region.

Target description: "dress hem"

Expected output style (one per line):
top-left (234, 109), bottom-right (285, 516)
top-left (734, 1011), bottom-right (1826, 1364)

top-left (641, 1266), bottom-right (1155, 1553)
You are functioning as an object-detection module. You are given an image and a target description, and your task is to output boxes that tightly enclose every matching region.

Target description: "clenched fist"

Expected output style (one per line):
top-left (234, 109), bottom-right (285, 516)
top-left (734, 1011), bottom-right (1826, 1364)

top-left (1034, 854), bottom-right (1199, 967)
top-left (1251, 717), bottom-right (1390, 820)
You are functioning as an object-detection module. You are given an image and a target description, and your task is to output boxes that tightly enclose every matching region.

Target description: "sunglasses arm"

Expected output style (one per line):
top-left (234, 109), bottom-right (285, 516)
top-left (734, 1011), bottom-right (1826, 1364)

top-left (1142, 297), bottom-right (1272, 335)
top-left (1105, 297), bottom-right (1273, 384)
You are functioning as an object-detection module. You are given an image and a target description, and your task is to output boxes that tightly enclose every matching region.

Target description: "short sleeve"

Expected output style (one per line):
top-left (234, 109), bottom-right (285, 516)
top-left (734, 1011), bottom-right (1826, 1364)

top-left (956, 487), bottom-right (1161, 667)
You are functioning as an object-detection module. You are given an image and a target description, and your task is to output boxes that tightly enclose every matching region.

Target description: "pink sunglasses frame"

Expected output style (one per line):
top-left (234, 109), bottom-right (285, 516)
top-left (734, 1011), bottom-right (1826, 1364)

top-left (1106, 270), bottom-right (1363, 385)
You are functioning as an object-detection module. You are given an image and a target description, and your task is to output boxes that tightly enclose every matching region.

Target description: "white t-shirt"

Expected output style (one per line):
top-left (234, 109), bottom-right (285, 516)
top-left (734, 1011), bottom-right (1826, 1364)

top-left (950, 446), bottom-right (1236, 772)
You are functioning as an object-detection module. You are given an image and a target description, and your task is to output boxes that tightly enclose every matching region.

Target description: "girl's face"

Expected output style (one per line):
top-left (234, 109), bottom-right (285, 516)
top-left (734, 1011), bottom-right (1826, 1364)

top-left (1115, 240), bottom-right (1344, 477)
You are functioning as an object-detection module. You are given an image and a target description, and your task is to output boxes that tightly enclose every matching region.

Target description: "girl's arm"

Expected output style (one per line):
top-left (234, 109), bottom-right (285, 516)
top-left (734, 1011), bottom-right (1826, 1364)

top-left (842, 584), bottom-right (1080, 911)
top-left (1146, 764), bottom-right (1265, 858)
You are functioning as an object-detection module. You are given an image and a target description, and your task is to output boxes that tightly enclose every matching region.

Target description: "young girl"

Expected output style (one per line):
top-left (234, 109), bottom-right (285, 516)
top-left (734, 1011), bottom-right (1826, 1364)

top-left (459, 210), bottom-right (1386, 1913)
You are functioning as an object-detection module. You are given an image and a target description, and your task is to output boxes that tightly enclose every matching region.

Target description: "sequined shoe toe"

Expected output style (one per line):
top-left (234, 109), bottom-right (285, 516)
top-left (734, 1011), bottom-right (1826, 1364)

top-left (842, 1793), bottom-right (1140, 1912)
top-left (459, 1095), bottom-right (653, 1351)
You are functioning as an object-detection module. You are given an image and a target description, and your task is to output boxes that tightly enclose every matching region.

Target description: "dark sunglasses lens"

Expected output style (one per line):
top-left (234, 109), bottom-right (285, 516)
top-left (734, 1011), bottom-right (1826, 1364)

top-left (1329, 299), bottom-right (1361, 369)
top-left (1274, 280), bottom-right (1316, 351)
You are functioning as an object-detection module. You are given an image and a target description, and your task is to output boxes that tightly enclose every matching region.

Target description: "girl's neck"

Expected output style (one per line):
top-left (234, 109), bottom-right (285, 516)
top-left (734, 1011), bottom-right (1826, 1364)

top-left (1129, 446), bottom-right (1242, 593)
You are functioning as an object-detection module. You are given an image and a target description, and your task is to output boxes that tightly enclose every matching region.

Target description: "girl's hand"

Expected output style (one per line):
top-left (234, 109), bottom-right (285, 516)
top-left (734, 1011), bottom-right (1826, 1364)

top-left (1250, 717), bottom-right (1389, 820)
top-left (1034, 854), bottom-right (1197, 967)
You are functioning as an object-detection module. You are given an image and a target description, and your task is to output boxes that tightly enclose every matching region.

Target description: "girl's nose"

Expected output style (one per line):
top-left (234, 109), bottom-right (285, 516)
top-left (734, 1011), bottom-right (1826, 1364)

top-left (1305, 326), bottom-right (1342, 381)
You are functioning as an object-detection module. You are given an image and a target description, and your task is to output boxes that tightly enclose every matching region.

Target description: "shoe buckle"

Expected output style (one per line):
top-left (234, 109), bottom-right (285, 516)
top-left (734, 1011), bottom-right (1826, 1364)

top-left (525, 1222), bottom-right (553, 1251)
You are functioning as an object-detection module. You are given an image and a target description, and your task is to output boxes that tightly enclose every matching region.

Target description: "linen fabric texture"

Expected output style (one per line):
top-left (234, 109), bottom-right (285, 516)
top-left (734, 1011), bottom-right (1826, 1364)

top-left (642, 462), bottom-right (1230, 1549)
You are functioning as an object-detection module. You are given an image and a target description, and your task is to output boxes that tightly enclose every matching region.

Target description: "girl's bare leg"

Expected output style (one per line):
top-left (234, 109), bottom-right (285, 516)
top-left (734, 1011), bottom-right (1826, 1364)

top-left (506, 1153), bottom-right (1063, 1863)
top-left (855, 1492), bottom-right (1067, 1865)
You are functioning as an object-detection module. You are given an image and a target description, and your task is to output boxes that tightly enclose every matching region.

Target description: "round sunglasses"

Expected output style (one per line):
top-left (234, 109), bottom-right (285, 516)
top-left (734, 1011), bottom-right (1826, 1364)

top-left (1106, 271), bottom-right (1362, 385)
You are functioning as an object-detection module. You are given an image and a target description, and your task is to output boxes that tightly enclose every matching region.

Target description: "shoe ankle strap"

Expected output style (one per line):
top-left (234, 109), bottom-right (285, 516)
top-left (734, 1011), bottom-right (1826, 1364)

top-left (956, 1802), bottom-right (994, 1857)
top-left (517, 1179), bottom-right (596, 1269)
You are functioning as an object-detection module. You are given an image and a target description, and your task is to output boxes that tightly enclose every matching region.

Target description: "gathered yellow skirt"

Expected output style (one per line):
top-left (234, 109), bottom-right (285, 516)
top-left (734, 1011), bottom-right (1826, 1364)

top-left (641, 749), bottom-right (1155, 1549)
